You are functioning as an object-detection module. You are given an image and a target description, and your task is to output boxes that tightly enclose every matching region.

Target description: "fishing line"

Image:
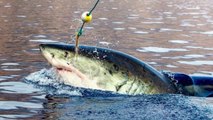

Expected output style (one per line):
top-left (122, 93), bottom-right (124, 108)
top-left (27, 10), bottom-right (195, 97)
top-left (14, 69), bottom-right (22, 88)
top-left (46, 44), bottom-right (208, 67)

top-left (75, 0), bottom-right (100, 54)
top-left (88, 0), bottom-right (100, 16)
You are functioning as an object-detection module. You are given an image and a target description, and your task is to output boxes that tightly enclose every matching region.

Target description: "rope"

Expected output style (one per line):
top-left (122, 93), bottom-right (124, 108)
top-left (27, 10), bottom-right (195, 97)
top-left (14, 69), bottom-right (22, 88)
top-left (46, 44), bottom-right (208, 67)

top-left (78, 22), bottom-right (85, 37)
top-left (77, 0), bottom-right (100, 38)
top-left (75, 0), bottom-right (100, 53)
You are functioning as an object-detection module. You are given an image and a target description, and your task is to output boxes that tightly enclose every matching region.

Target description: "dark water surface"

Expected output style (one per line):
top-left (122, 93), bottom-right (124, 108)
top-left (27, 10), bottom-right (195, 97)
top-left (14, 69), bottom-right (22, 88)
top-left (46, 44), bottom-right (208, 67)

top-left (0, 0), bottom-right (213, 119)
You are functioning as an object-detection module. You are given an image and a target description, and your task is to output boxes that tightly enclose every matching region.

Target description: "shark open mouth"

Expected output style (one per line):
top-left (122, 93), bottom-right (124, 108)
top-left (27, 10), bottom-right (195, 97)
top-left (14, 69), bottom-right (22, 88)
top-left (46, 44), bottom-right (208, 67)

top-left (55, 65), bottom-right (88, 81)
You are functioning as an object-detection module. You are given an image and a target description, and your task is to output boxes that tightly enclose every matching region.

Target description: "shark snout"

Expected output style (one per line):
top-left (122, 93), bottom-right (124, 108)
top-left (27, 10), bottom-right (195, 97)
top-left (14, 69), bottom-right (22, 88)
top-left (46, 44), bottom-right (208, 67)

top-left (39, 44), bottom-right (46, 52)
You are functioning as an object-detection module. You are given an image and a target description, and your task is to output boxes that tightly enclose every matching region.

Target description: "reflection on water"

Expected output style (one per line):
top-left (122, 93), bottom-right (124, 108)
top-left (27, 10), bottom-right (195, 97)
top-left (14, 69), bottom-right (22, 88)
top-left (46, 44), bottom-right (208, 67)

top-left (178, 60), bottom-right (213, 65)
top-left (137, 47), bottom-right (188, 53)
top-left (0, 81), bottom-right (40, 94)
top-left (168, 40), bottom-right (189, 44)
top-left (0, 0), bottom-right (213, 119)
top-left (25, 68), bottom-right (213, 119)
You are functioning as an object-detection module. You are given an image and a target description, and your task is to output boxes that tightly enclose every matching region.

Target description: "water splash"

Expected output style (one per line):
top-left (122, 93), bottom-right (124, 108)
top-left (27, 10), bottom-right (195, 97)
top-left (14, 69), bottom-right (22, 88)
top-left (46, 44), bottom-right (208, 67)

top-left (25, 68), bottom-right (119, 97)
top-left (25, 68), bottom-right (81, 96)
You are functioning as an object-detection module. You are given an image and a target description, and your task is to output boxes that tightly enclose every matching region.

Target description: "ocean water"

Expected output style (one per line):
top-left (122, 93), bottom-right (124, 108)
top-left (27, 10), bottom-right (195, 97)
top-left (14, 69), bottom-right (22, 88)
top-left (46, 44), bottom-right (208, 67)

top-left (0, 0), bottom-right (213, 119)
top-left (24, 68), bottom-right (213, 120)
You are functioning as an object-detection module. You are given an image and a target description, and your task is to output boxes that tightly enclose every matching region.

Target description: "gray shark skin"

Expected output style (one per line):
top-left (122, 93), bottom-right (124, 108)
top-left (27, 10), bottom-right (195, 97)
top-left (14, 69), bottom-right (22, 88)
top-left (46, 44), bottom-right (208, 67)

top-left (39, 43), bottom-right (177, 95)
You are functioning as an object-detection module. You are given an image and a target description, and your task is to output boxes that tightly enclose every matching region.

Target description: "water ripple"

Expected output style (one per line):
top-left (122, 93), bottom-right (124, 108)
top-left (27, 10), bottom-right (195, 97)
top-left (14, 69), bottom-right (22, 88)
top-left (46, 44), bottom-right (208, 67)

top-left (113, 28), bottom-right (125, 31)
top-left (160, 28), bottom-right (183, 32)
top-left (0, 101), bottom-right (42, 110)
top-left (29, 39), bottom-right (59, 43)
top-left (0, 81), bottom-right (40, 94)
top-left (137, 47), bottom-right (188, 53)
top-left (141, 21), bottom-right (164, 24)
top-left (163, 54), bottom-right (205, 59)
top-left (200, 31), bottom-right (213, 35)
top-left (1, 63), bottom-right (19, 66)
top-left (33, 35), bottom-right (47, 38)
top-left (134, 31), bottom-right (149, 34)
top-left (166, 64), bottom-right (178, 68)
top-left (178, 61), bottom-right (213, 66)
top-left (98, 18), bottom-right (108, 20)
top-left (169, 40), bottom-right (189, 44)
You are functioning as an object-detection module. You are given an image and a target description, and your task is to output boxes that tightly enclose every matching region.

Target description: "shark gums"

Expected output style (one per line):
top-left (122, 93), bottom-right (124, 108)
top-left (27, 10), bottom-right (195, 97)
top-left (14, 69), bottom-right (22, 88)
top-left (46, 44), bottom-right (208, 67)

top-left (39, 43), bottom-right (176, 95)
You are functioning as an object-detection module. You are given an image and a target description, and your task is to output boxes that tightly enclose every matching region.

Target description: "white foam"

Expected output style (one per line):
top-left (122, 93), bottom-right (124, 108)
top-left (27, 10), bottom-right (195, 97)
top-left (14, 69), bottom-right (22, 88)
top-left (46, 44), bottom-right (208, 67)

top-left (25, 68), bottom-right (83, 96)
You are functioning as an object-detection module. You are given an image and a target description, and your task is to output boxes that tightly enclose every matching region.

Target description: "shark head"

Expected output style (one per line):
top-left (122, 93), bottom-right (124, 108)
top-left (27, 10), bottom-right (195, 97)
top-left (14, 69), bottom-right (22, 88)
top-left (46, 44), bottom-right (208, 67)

top-left (39, 43), bottom-right (176, 95)
top-left (39, 44), bottom-right (103, 90)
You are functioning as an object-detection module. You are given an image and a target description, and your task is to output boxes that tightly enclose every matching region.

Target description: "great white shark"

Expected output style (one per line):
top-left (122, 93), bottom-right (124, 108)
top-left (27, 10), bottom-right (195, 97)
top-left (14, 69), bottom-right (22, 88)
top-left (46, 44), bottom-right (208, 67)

top-left (39, 43), bottom-right (213, 97)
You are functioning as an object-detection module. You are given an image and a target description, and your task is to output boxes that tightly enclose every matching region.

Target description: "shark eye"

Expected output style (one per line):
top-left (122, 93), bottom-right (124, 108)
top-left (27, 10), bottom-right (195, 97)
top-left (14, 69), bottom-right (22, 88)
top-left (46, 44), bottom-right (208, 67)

top-left (113, 64), bottom-right (119, 71)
